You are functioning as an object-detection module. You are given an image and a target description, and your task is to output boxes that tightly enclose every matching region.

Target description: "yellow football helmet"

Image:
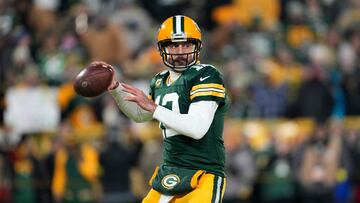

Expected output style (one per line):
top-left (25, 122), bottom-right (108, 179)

top-left (157, 15), bottom-right (202, 72)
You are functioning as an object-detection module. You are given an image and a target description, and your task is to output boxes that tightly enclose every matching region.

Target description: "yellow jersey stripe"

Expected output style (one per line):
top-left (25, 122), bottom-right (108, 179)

top-left (190, 88), bottom-right (225, 95)
top-left (190, 91), bottom-right (225, 100)
top-left (191, 83), bottom-right (225, 91)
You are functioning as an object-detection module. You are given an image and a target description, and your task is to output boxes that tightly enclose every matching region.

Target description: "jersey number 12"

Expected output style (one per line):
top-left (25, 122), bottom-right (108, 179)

top-left (155, 92), bottom-right (180, 137)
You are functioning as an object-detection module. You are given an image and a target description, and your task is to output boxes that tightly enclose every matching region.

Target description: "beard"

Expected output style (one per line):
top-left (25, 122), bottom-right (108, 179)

top-left (173, 58), bottom-right (188, 66)
top-left (168, 54), bottom-right (193, 66)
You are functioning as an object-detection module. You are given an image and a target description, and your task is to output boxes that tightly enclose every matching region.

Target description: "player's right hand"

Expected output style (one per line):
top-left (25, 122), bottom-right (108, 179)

top-left (121, 83), bottom-right (157, 113)
top-left (90, 61), bottom-right (118, 90)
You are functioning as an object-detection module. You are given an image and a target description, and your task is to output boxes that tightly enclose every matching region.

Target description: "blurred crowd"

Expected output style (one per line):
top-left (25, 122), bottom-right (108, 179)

top-left (0, 0), bottom-right (359, 203)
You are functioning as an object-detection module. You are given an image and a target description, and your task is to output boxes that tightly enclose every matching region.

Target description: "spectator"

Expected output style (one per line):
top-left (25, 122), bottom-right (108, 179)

top-left (346, 128), bottom-right (360, 203)
top-left (283, 1), bottom-right (315, 49)
top-left (52, 130), bottom-right (100, 203)
top-left (249, 66), bottom-right (288, 118)
top-left (29, 134), bottom-right (52, 203)
top-left (109, 2), bottom-right (152, 57)
top-left (295, 121), bottom-right (351, 203)
top-left (79, 15), bottom-right (130, 67)
top-left (263, 45), bottom-right (304, 101)
top-left (12, 135), bottom-right (35, 203)
top-left (36, 29), bottom-right (66, 86)
top-left (223, 130), bottom-right (256, 203)
top-left (100, 128), bottom-right (142, 203)
top-left (341, 28), bottom-right (360, 115)
top-left (0, 145), bottom-right (12, 203)
top-left (256, 133), bottom-right (298, 203)
top-left (27, 0), bottom-right (58, 41)
top-left (286, 66), bottom-right (333, 122)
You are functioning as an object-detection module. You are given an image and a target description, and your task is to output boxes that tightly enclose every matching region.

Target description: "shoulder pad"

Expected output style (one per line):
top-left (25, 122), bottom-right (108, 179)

top-left (190, 64), bottom-right (221, 74)
top-left (155, 70), bottom-right (168, 77)
top-left (190, 64), bottom-right (218, 71)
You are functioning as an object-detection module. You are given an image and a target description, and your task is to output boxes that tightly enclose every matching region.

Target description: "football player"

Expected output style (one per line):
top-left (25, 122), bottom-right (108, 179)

top-left (98, 15), bottom-right (229, 203)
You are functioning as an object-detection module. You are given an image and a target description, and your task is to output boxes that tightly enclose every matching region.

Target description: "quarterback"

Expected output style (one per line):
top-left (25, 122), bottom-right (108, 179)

top-left (101, 15), bottom-right (228, 203)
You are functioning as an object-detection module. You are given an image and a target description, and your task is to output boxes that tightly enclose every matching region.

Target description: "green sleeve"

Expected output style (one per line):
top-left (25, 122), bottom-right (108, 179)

top-left (189, 65), bottom-right (226, 105)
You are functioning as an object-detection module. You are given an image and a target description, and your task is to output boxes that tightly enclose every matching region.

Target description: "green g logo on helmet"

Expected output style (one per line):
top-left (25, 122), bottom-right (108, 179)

top-left (161, 174), bottom-right (180, 189)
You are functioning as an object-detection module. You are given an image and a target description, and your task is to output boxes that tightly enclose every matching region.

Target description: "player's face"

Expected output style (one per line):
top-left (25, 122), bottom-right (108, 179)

top-left (164, 42), bottom-right (195, 67)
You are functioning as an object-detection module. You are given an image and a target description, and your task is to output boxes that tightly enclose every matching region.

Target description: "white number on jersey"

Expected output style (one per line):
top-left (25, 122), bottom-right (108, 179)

top-left (155, 93), bottom-right (180, 138)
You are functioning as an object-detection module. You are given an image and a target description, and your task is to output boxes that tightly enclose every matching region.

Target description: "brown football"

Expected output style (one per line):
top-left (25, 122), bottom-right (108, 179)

top-left (73, 63), bottom-right (114, 97)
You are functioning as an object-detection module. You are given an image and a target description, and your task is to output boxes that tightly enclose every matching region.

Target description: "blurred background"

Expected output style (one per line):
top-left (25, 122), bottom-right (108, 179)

top-left (0, 0), bottom-right (359, 203)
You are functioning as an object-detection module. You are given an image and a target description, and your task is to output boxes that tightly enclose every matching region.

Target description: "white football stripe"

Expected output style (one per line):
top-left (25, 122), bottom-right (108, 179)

top-left (175, 16), bottom-right (181, 34)
top-left (158, 194), bottom-right (174, 203)
top-left (214, 177), bottom-right (222, 203)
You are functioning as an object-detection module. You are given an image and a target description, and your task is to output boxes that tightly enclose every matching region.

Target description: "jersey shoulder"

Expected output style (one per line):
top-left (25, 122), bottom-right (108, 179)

top-left (186, 64), bottom-right (227, 103)
top-left (150, 70), bottom-right (169, 89)
top-left (185, 64), bottom-right (224, 81)
top-left (184, 64), bottom-right (225, 86)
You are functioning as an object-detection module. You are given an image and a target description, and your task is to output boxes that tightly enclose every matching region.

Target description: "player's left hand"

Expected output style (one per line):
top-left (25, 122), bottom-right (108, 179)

top-left (121, 83), bottom-right (157, 113)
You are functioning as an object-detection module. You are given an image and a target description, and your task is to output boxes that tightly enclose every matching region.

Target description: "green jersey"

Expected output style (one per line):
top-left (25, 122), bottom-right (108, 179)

top-left (149, 64), bottom-right (229, 177)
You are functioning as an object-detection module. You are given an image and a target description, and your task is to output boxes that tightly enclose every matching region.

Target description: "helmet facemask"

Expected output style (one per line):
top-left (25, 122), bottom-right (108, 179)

top-left (158, 39), bottom-right (201, 72)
